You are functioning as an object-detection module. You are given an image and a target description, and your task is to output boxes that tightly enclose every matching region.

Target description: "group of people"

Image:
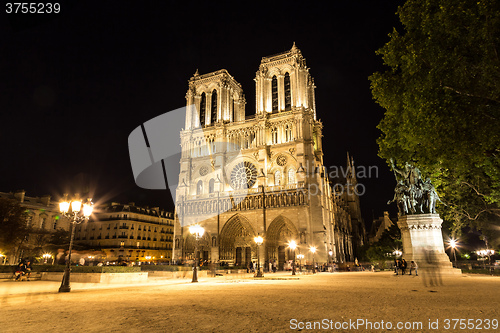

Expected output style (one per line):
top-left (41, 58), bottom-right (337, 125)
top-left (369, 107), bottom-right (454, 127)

top-left (14, 259), bottom-right (32, 281)
top-left (394, 258), bottom-right (418, 276)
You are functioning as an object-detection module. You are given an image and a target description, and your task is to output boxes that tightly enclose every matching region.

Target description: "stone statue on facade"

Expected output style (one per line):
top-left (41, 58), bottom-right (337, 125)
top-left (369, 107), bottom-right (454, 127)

top-left (387, 159), bottom-right (441, 215)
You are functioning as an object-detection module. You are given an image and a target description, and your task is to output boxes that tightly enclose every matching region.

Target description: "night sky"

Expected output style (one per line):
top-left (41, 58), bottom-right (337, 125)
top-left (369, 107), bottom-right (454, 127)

top-left (1, 1), bottom-right (403, 226)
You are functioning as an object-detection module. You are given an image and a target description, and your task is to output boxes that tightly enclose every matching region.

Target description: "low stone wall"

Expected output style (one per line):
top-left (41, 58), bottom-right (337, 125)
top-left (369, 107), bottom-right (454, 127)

top-left (41, 272), bottom-right (149, 283)
top-left (147, 269), bottom-right (250, 279)
top-left (0, 272), bottom-right (41, 280)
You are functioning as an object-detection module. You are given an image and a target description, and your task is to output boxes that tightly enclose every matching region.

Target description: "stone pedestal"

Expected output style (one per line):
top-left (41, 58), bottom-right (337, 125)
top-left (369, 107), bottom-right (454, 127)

top-left (397, 214), bottom-right (461, 275)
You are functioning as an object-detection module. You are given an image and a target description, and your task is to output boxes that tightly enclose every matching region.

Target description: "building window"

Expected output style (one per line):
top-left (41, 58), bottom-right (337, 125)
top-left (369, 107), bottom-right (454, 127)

top-left (120, 241), bottom-right (124, 247)
top-left (211, 89), bottom-right (217, 124)
top-left (285, 124), bottom-right (293, 142)
top-left (271, 127), bottom-right (278, 144)
top-left (272, 75), bottom-right (278, 112)
top-left (284, 72), bottom-right (291, 110)
top-left (275, 170), bottom-right (281, 186)
top-left (232, 99), bottom-right (235, 122)
top-left (197, 180), bottom-right (203, 195)
top-left (288, 168), bottom-right (296, 184)
top-left (200, 92), bottom-right (206, 127)
top-left (52, 219), bottom-right (58, 230)
top-left (26, 215), bottom-right (33, 228)
top-left (209, 178), bottom-right (215, 193)
top-left (40, 217), bottom-right (46, 229)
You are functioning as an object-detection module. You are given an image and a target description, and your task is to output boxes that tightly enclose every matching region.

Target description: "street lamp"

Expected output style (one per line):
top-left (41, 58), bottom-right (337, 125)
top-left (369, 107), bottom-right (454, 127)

top-left (42, 253), bottom-right (53, 264)
top-left (328, 250), bottom-right (333, 272)
top-left (189, 224), bottom-right (204, 283)
top-left (58, 195), bottom-right (93, 292)
top-left (297, 254), bottom-right (304, 273)
top-left (254, 235), bottom-right (264, 278)
top-left (449, 239), bottom-right (458, 267)
top-left (310, 246), bottom-right (317, 274)
top-left (477, 249), bottom-right (495, 270)
top-left (0, 253), bottom-right (6, 265)
top-left (288, 240), bottom-right (297, 275)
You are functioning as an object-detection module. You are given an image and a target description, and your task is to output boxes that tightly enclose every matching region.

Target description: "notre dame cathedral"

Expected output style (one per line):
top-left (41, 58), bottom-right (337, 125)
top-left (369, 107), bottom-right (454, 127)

top-left (173, 44), bottom-right (365, 269)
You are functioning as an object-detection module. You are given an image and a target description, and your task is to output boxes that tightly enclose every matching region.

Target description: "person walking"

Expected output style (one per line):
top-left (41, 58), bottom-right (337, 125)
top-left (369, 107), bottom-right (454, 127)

top-left (410, 260), bottom-right (418, 276)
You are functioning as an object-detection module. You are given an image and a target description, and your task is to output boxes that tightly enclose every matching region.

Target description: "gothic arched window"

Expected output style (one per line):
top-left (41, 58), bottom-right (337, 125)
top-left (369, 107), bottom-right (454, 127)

top-left (232, 99), bottom-right (235, 122)
top-left (197, 180), bottom-right (203, 195)
top-left (211, 89), bottom-right (217, 124)
top-left (284, 72), bottom-right (291, 110)
top-left (285, 124), bottom-right (293, 142)
top-left (271, 127), bottom-right (278, 144)
top-left (275, 170), bottom-right (281, 186)
top-left (209, 178), bottom-right (215, 193)
top-left (288, 168), bottom-right (296, 184)
top-left (272, 75), bottom-right (278, 113)
top-left (200, 93), bottom-right (206, 127)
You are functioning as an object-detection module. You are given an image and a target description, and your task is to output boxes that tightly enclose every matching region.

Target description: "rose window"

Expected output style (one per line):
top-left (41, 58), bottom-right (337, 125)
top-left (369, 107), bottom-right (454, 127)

top-left (199, 166), bottom-right (209, 176)
top-left (230, 161), bottom-right (257, 189)
top-left (276, 154), bottom-right (287, 166)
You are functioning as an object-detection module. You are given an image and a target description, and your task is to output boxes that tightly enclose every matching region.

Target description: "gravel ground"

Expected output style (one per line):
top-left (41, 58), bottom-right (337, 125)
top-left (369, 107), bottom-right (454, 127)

top-left (0, 271), bottom-right (498, 333)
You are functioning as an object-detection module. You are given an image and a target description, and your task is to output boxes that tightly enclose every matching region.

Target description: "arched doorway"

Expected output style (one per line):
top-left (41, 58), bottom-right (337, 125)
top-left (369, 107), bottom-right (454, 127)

top-left (219, 214), bottom-right (256, 267)
top-left (266, 215), bottom-right (299, 271)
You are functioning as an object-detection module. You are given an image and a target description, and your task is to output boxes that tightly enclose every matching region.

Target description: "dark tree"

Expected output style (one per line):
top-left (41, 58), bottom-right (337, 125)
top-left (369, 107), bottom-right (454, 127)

top-left (370, 0), bottom-right (500, 234)
top-left (0, 197), bottom-right (28, 262)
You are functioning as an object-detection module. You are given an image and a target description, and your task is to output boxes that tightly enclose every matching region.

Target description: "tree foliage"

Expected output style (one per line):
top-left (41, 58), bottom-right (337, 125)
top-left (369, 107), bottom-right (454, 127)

top-left (0, 197), bottom-right (28, 256)
top-left (361, 224), bottom-right (402, 263)
top-left (370, 0), bottom-right (500, 234)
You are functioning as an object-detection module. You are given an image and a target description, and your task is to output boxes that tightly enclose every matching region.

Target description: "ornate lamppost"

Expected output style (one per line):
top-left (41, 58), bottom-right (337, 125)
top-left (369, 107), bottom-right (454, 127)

top-left (42, 253), bottom-right (54, 264)
top-left (297, 254), bottom-right (304, 273)
top-left (254, 235), bottom-right (264, 277)
top-left (288, 240), bottom-right (297, 275)
top-left (310, 246), bottom-right (317, 274)
top-left (449, 239), bottom-right (458, 268)
top-left (328, 250), bottom-right (333, 272)
top-left (58, 195), bottom-right (93, 293)
top-left (189, 224), bottom-right (204, 283)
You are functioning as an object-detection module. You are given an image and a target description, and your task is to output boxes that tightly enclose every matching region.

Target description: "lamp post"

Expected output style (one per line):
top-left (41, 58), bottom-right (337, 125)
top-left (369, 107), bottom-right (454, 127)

top-left (288, 240), bottom-right (297, 275)
top-left (254, 235), bottom-right (264, 277)
top-left (58, 195), bottom-right (93, 292)
top-left (477, 249), bottom-right (495, 270)
top-left (310, 246), bottom-right (317, 274)
top-left (328, 250), bottom-right (333, 272)
top-left (297, 254), bottom-right (304, 273)
top-left (189, 224), bottom-right (204, 283)
top-left (449, 239), bottom-right (457, 268)
top-left (42, 253), bottom-right (53, 264)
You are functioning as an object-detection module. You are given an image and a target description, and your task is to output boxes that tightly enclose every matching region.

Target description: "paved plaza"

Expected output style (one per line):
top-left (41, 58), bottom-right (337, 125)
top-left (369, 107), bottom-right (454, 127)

top-left (0, 271), bottom-right (498, 332)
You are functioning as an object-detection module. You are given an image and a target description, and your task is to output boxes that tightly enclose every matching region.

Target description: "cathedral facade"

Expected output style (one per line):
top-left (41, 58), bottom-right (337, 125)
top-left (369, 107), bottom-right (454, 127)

top-left (173, 44), bottom-right (364, 268)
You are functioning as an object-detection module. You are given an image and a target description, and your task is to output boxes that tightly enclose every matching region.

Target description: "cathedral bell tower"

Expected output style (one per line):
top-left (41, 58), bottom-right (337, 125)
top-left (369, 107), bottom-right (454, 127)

top-left (185, 69), bottom-right (246, 130)
top-left (255, 42), bottom-right (317, 119)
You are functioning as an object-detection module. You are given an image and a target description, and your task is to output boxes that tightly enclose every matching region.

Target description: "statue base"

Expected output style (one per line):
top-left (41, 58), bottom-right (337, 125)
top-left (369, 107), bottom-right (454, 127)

top-left (397, 214), bottom-right (461, 275)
